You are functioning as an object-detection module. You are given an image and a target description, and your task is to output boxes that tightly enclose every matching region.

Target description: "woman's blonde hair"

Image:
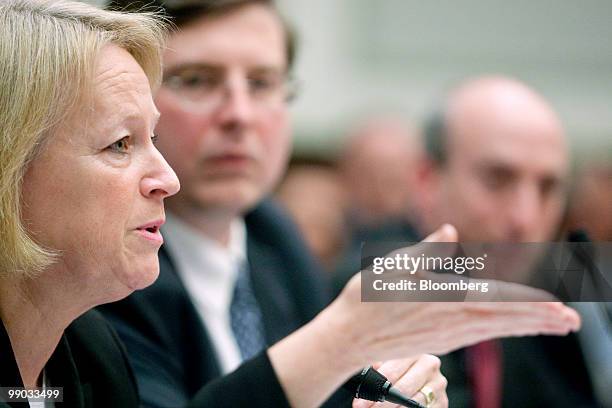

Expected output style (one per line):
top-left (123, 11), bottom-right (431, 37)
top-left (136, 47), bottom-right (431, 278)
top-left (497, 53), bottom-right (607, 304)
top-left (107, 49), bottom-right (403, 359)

top-left (0, 0), bottom-right (167, 277)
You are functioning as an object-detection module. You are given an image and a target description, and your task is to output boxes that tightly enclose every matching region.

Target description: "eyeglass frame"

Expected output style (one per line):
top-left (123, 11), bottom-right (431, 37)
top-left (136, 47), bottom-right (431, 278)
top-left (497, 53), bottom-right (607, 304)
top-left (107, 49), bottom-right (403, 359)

top-left (160, 63), bottom-right (300, 112)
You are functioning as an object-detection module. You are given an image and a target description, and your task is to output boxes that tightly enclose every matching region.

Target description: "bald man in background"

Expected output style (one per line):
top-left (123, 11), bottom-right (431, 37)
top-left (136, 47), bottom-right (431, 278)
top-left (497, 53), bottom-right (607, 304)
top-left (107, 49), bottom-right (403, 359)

top-left (415, 76), bottom-right (601, 407)
top-left (417, 77), bottom-right (567, 242)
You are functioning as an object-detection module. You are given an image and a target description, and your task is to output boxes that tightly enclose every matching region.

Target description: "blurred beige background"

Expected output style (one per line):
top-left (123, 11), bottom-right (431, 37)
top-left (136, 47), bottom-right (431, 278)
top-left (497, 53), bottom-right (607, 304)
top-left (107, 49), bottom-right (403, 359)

top-left (93, 0), bottom-right (612, 160)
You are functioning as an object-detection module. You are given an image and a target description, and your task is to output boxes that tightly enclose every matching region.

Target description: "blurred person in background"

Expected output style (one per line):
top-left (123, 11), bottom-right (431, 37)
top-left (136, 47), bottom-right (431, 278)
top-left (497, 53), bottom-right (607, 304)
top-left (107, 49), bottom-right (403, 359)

top-left (564, 158), bottom-right (612, 407)
top-left (339, 115), bottom-right (422, 227)
top-left (415, 75), bottom-right (604, 407)
top-left (98, 2), bottom-right (583, 408)
top-left (416, 77), bottom-right (567, 243)
top-left (566, 160), bottom-right (612, 242)
top-left (276, 162), bottom-right (348, 272)
top-left (333, 116), bottom-right (422, 293)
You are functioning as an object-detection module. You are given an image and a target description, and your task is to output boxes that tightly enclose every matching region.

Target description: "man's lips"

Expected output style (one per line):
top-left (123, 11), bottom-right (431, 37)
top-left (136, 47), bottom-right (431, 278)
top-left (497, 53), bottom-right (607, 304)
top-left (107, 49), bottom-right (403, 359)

top-left (206, 153), bottom-right (253, 166)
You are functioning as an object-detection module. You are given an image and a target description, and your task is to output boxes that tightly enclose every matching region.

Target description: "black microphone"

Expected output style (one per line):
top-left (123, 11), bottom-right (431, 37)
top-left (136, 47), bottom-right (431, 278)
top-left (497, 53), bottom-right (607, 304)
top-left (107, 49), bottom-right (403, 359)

top-left (344, 366), bottom-right (426, 408)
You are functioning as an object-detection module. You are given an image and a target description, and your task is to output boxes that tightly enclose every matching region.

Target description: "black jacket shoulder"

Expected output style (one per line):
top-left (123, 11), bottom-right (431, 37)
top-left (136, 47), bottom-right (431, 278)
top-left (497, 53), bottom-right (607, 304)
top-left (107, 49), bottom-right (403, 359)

top-left (1, 310), bottom-right (139, 408)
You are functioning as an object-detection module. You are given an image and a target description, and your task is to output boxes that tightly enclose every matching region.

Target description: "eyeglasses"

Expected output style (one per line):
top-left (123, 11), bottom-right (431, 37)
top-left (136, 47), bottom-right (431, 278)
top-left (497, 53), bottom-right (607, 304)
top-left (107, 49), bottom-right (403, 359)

top-left (162, 65), bottom-right (298, 112)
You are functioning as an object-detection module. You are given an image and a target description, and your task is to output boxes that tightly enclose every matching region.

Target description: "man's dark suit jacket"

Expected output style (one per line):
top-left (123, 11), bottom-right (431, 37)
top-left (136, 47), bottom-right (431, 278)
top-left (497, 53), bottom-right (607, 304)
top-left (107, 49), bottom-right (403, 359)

top-left (100, 200), bottom-right (352, 407)
top-left (367, 225), bottom-right (600, 407)
top-left (0, 310), bottom-right (139, 407)
top-left (441, 334), bottom-right (600, 407)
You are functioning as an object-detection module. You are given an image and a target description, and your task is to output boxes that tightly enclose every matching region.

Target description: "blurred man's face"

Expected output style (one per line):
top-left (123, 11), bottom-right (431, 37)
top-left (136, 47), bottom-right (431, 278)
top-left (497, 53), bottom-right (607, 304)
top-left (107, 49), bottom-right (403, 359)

top-left (341, 121), bottom-right (421, 225)
top-left (153, 4), bottom-right (291, 216)
top-left (427, 98), bottom-right (568, 242)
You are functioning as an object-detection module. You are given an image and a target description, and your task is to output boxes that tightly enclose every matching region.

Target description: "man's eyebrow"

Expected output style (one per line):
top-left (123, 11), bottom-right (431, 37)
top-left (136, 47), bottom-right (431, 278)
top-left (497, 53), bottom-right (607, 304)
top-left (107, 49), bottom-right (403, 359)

top-left (163, 63), bottom-right (285, 77)
top-left (163, 63), bottom-right (222, 77)
top-left (248, 66), bottom-right (286, 75)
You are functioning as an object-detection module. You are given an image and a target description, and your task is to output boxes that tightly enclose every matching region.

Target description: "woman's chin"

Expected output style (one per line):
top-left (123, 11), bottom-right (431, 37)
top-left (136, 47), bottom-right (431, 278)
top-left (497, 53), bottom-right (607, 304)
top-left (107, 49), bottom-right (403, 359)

top-left (118, 257), bottom-right (160, 293)
top-left (130, 264), bottom-right (160, 291)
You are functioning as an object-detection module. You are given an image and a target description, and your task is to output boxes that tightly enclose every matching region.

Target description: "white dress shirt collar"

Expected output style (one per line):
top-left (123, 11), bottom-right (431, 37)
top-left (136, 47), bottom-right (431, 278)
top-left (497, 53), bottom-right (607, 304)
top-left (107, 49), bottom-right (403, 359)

top-left (161, 212), bottom-right (247, 373)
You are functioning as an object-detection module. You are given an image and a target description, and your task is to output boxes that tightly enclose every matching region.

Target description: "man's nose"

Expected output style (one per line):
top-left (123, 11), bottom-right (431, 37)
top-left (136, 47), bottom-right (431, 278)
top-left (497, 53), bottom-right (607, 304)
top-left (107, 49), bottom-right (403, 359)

top-left (507, 183), bottom-right (541, 240)
top-left (214, 76), bottom-right (256, 133)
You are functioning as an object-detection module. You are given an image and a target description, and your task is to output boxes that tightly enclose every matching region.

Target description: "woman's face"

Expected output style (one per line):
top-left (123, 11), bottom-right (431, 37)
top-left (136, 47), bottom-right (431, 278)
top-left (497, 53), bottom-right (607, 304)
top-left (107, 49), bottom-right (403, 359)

top-left (21, 45), bottom-right (180, 301)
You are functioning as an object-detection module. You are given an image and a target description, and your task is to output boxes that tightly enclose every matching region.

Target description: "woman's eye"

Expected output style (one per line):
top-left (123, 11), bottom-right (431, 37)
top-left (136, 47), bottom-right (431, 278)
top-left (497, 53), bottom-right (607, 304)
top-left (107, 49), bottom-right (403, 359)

top-left (107, 136), bottom-right (130, 153)
top-left (151, 134), bottom-right (159, 145)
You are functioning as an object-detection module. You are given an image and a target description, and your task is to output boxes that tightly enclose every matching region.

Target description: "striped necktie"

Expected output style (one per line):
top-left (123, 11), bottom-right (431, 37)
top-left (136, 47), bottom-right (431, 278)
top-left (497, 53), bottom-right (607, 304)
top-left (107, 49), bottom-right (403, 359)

top-left (229, 262), bottom-right (267, 360)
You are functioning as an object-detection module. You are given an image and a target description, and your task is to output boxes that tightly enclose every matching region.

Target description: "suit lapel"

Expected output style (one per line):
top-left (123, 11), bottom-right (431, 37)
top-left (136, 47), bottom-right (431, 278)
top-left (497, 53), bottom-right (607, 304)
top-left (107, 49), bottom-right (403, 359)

top-left (247, 235), bottom-right (302, 345)
top-left (157, 246), bottom-right (223, 391)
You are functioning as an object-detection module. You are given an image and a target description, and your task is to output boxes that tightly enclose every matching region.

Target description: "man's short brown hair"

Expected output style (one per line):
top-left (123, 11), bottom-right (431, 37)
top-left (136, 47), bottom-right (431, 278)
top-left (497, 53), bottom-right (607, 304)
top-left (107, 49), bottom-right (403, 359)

top-left (108, 0), bottom-right (297, 72)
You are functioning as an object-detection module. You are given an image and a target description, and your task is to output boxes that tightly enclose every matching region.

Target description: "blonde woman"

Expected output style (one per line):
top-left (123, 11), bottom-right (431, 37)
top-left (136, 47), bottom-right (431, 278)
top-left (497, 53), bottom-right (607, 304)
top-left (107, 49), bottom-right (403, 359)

top-left (0, 0), bottom-right (178, 405)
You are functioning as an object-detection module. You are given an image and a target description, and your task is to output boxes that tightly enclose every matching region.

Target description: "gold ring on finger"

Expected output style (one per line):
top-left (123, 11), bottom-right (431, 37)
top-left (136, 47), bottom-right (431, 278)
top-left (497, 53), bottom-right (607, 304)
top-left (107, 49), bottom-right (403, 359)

top-left (418, 385), bottom-right (435, 407)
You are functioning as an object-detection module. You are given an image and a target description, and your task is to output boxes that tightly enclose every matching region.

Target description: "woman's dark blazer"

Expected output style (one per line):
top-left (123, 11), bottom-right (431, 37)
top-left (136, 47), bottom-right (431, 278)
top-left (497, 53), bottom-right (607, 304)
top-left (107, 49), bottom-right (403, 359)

top-left (0, 310), bottom-right (139, 407)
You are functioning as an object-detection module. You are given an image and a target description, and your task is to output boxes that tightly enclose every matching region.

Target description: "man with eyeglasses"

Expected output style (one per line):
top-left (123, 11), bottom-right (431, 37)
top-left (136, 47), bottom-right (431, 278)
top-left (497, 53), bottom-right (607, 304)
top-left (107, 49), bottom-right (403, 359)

top-left (100, 1), bottom-right (442, 407)
top-left (100, 0), bottom-right (332, 404)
